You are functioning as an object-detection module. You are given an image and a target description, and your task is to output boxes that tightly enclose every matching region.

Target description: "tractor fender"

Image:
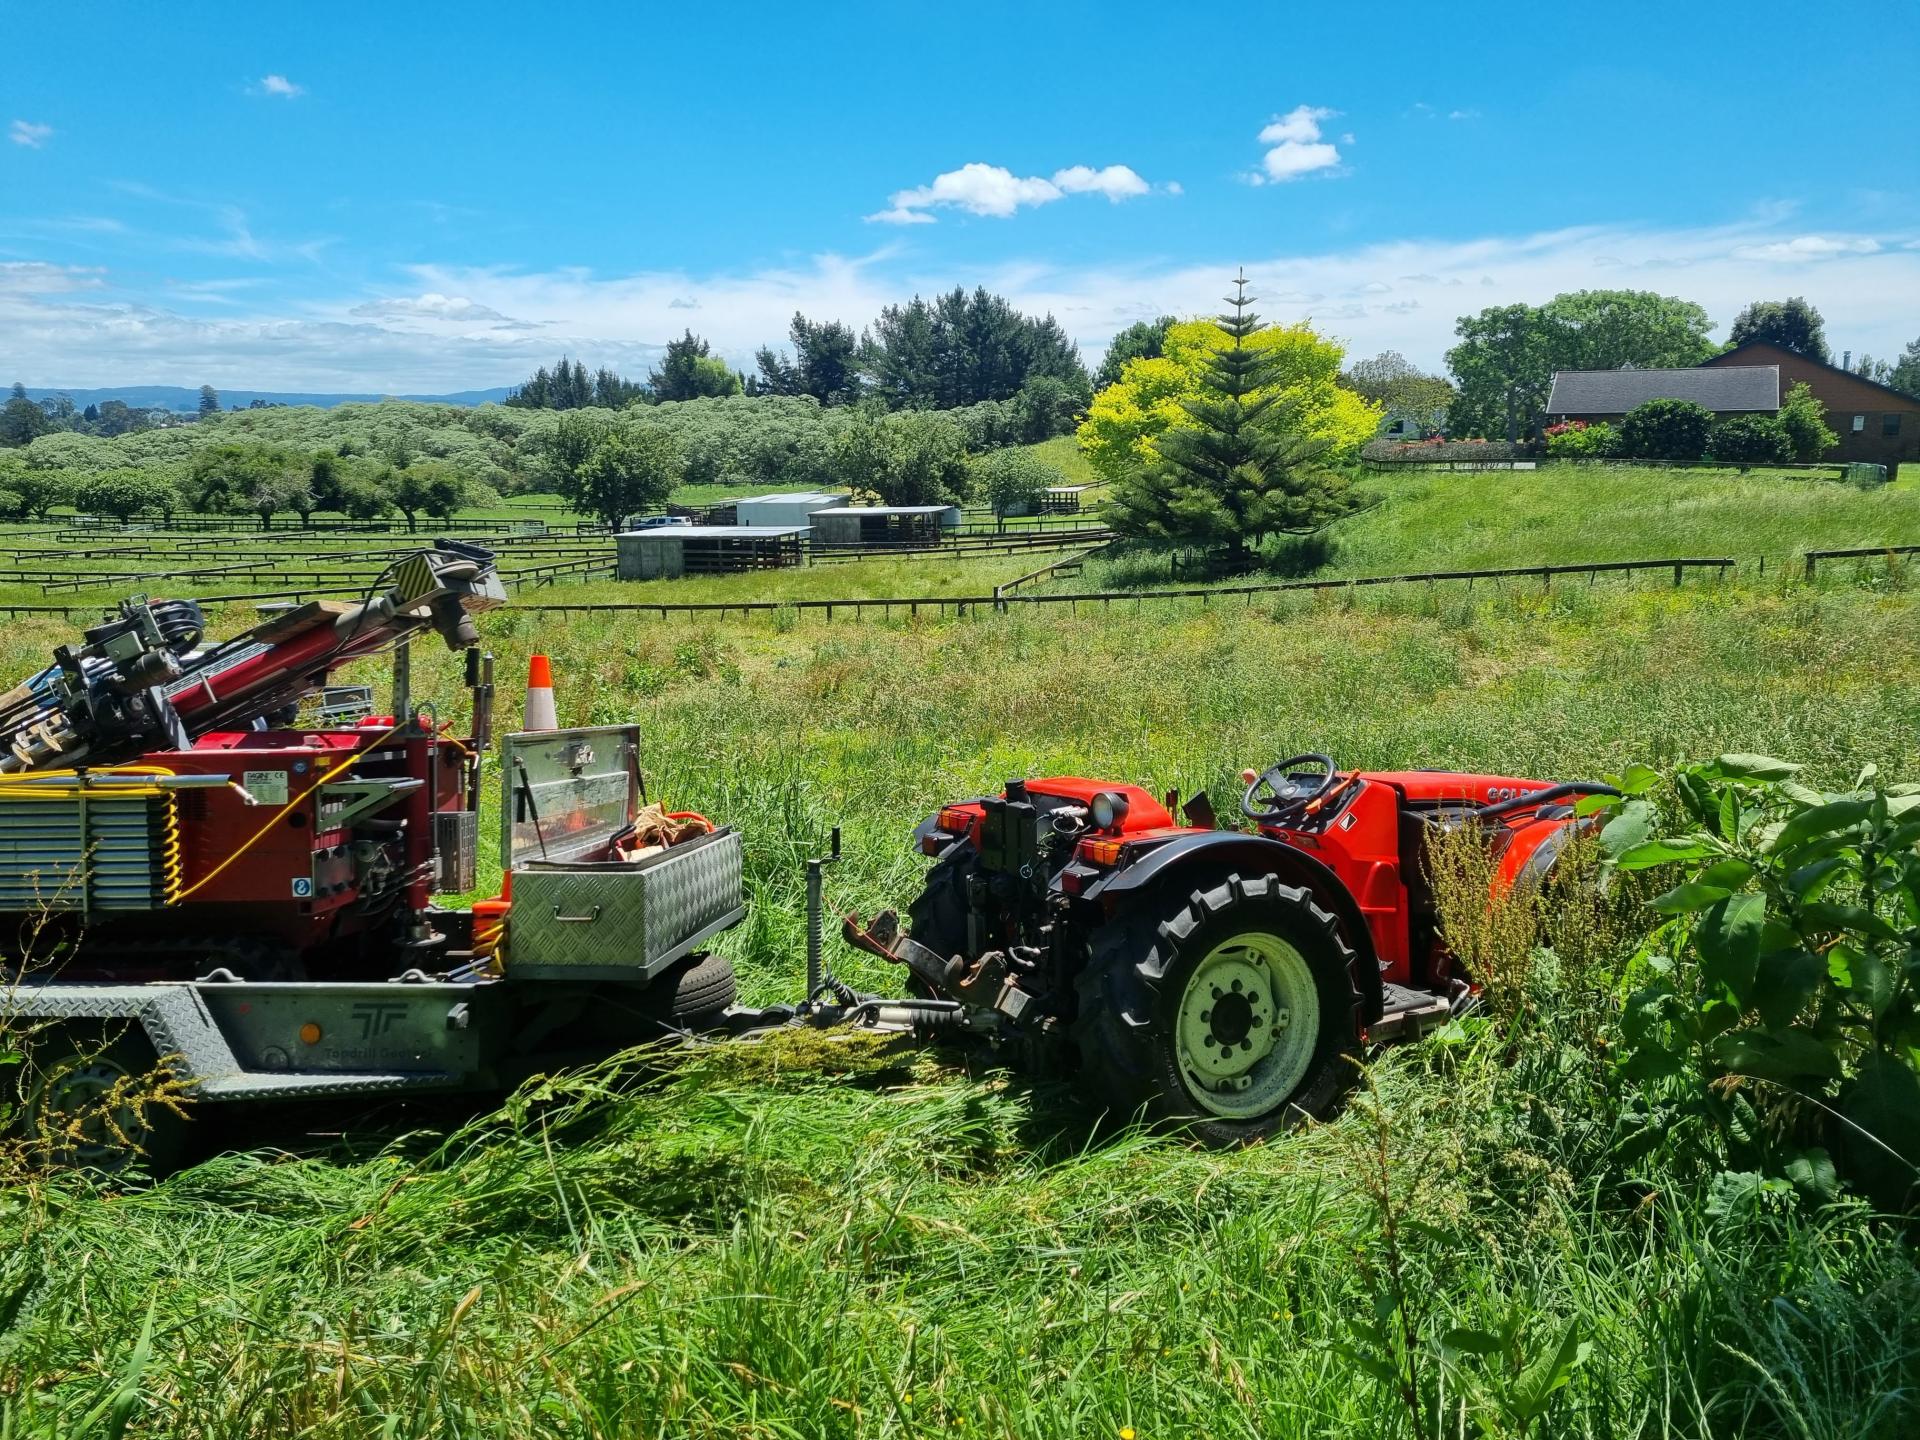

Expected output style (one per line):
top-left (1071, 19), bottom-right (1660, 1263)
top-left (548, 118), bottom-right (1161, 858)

top-left (1088, 833), bottom-right (1385, 1023)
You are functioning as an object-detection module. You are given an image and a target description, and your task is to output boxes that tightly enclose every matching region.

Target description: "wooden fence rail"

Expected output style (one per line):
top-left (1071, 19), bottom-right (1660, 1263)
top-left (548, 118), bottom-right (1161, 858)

top-left (516, 555), bottom-right (1736, 623)
top-left (1802, 545), bottom-right (1920, 579)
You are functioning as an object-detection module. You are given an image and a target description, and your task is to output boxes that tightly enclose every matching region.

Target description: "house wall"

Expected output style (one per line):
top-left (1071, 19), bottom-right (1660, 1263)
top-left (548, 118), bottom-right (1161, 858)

top-left (1703, 342), bottom-right (1918, 471)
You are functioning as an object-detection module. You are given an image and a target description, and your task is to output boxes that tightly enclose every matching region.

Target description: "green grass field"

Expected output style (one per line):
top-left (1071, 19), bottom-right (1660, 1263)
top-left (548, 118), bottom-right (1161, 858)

top-left (3, 462), bottom-right (1919, 1437)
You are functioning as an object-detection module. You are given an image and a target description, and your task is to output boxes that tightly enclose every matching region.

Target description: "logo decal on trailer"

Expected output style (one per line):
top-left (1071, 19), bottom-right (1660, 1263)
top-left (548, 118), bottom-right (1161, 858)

top-left (291, 877), bottom-right (313, 897)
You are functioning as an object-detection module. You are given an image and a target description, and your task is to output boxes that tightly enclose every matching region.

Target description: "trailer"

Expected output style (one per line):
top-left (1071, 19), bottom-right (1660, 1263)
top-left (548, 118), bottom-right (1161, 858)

top-left (2, 544), bottom-right (759, 1170)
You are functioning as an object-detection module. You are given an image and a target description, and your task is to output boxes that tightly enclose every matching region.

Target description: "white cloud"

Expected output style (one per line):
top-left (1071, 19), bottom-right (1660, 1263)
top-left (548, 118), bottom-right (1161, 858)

top-left (1051, 164), bottom-right (1151, 202)
top-left (256, 74), bottom-right (304, 99)
top-left (0, 261), bottom-right (104, 294)
top-left (1729, 234), bottom-right (1881, 262)
top-left (5, 217), bottom-right (1918, 391)
top-left (1164, 180), bottom-right (1184, 196)
top-left (348, 292), bottom-right (535, 327)
top-left (1448, 109), bottom-right (1479, 121)
top-left (9, 120), bottom-right (54, 148)
top-left (868, 161), bottom-right (1154, 223)
top-left (1249, 105), bottom-right (1344, 184)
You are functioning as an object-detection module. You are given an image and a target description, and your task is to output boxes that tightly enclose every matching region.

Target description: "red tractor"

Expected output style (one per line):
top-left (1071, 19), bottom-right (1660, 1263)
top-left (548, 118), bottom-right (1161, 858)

top-left (872, 756), bottom-right (1616, 1144)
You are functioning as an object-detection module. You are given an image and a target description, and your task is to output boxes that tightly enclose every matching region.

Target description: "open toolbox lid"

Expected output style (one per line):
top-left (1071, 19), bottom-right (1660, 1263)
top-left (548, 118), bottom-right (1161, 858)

top-left (500, 724), bottom-right (640, 869)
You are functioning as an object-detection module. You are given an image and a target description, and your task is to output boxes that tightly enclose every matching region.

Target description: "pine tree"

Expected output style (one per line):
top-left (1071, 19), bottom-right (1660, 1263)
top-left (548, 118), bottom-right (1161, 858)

top-left (198, 384), bottom-right (220, 415)
top-left (1108, 271), bottom-right (1342, 569)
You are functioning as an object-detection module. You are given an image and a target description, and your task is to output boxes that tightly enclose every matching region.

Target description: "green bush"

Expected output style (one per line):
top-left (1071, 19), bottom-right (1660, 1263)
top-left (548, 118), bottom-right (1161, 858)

top-left (1544, 421), bottom-right (1620, 459)
top-left (1596, 755), bottom-right (1920, 1210)
top-left (1779, 381), bottom-right (1839, 461)
top-left (1618, 398), bottom-right (1713, 461)
top-left (1707, 413), bottom-right (1793, 465)
top-left (1360, 437), bottom-right (1521, 464)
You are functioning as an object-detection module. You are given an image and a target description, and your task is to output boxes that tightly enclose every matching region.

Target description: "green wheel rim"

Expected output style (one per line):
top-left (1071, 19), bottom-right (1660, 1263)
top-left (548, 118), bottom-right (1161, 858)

top-left (1174, 930), bottom-right (1319, 1120)
top-left (34, 1053), bottom-right (147, 1168)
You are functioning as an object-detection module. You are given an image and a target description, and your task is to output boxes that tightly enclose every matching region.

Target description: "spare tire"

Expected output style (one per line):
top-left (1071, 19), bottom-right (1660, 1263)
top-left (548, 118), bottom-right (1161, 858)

top-left (643, 952), bottom-right (737, 1027)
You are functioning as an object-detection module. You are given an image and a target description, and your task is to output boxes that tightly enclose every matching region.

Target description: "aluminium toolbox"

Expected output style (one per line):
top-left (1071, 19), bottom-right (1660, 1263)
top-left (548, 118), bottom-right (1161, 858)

top-left (500, 725), bottom-right (744, 981)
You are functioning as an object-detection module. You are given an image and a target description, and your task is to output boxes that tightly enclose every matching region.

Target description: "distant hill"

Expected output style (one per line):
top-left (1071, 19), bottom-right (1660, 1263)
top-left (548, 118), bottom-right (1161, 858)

top-left (22, 384), bottom-right (516, 412)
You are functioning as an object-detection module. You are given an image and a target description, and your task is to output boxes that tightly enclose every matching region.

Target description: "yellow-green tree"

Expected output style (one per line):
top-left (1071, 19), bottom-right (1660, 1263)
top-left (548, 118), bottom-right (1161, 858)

top-left (1077, 314), bottom-right (1380, 483)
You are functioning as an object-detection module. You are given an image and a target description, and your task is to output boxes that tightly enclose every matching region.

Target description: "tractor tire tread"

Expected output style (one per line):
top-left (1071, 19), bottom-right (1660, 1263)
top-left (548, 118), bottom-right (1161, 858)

top-left (1072, 871), bottom-right (1364, 1147)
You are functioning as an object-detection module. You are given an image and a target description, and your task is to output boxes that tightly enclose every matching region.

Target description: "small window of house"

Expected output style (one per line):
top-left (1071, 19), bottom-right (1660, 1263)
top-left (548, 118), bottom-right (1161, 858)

top-left (1884, 414), bottom-right (1903, 437)
top-left (1852, 414), bottom-right (1867, 432)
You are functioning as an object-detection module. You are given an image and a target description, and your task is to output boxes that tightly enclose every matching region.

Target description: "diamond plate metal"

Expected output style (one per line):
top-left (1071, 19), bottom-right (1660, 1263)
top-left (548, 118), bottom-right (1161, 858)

top-left (509, 828), bottom-right (745, 980)
top-left (5, 983), bottom-right (463, 1102)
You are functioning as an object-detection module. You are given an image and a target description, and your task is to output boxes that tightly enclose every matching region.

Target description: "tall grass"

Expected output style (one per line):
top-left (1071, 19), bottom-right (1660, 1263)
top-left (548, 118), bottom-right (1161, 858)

top-left (1071, 462), bottom-right (1920, 593)
top-left (2, 492), bottom-right (1918, 1435)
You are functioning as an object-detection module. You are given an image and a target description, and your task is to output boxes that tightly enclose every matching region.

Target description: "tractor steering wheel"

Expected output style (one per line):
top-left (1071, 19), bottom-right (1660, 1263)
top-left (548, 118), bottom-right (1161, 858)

top-left (1241, 752), bottom-right (1340, 824)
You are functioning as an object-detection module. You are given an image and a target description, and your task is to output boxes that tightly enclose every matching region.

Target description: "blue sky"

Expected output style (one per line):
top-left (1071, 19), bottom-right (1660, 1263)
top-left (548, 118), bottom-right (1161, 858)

top-left (3, 0), bottom-right (1917, 391)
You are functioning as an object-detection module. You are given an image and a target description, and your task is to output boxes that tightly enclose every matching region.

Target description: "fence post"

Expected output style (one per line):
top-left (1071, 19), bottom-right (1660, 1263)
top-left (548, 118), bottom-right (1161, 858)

top-left (1804, 553), bottom-right (1817, 581)
top-left (1672, 564), bottom-right (1682, 587)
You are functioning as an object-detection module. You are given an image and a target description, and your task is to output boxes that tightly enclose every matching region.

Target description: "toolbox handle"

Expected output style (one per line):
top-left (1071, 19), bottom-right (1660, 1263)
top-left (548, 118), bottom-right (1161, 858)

top-left (550, 904), bottom-right (603, 924)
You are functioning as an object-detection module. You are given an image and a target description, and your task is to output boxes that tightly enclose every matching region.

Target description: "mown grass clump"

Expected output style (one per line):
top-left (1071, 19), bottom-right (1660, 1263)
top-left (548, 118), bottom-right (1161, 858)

top-left (5, 995), bottom-right (1916, 1436)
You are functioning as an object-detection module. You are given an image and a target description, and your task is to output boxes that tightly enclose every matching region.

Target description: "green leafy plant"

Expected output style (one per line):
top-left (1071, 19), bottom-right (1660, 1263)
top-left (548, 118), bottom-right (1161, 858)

top-left (1778, 381), bottom-right (1838, 461)
top-left (1544, 420), bottom-right (1619, 459)
top-left (1617, 398), bottom-right (1713, 462)
top-left (1707, 413), bottom-right (1792, 465)
top-left (1592, 755), bottom-right (1920, 1209)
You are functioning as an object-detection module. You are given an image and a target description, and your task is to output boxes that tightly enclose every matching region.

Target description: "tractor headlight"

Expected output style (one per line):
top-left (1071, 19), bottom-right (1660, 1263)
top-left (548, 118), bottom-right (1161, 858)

top-left (1091, 790), bottom-right (1130, 831)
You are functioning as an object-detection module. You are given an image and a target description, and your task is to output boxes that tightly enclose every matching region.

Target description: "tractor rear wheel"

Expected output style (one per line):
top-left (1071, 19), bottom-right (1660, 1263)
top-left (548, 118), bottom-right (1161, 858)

top-left (904, 848), bottom-right (977, 998)
top-left (1073, 873), bottom-right (1362, 1147)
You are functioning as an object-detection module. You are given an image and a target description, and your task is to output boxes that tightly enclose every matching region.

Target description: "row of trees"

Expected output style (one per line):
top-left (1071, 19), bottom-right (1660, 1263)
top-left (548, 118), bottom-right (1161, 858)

top-left (534, 402), bottom-right (1062, 526)
top-left (0, 442), bottom-right (494, 530)
top-left (502, 287), bottom-right (1094, 426)
top-left (0, 383), bottom-right (278, 449)
top-left (1445, 293), bottom-right (1920, 443)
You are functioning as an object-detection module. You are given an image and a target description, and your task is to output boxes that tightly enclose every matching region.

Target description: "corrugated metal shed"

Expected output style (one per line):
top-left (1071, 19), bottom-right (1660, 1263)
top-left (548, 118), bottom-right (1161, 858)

top-left (733, 492), bottom-right (842, 529)
top-left (1547, 365), bottom-right (1780, 416)
top-left (615, 525), bottom-right (809, 580)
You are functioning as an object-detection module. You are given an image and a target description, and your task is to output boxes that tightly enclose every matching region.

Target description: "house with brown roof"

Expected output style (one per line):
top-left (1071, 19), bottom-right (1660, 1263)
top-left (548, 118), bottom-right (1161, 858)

top-left (1700, 341), bottom-right (1918, 473)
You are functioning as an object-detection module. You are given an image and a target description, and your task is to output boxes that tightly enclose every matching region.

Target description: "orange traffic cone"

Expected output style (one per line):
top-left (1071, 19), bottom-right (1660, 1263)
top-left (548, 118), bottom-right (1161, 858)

top-left (523, 654), bottom-right (557, 731)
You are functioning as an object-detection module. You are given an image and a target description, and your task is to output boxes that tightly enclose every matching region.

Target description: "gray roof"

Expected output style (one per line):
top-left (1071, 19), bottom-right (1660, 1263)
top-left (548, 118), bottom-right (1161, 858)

top-left (735, 491), bottom-right (840, 507)
top-left (1547, 365), bottom-right (1779, 416)
top-left (615, 525), bottom-right (811, 539)
top-left (806, 505), bottom-right (958, 516)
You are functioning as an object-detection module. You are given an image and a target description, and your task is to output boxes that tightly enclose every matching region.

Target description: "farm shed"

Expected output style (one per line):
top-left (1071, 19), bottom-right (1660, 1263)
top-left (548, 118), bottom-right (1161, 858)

top-left (733, 492), bottom-right (842, 529)
top-left (615, 525), bottom-right (809, 580)
top-left (806, 505), bottom-right (962, 548)
top-left (1040, 484), bottom-right (1095, 515)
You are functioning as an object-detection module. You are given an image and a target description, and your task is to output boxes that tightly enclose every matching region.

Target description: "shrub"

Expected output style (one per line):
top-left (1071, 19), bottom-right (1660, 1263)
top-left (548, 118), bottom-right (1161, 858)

top-left (1707, 413), bottom-right (1793, 465)
top-left (1544, 420), bottom-right (1620, 459)
top-left (1360, 437), bottom-right (1520, 464)
top-left (1597, 756), bottom-right (1920, 1211)
top-left (1618, 398), bottom-right (1713, 461)
top-left (1778, 381), bottom-right (1838, 461)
